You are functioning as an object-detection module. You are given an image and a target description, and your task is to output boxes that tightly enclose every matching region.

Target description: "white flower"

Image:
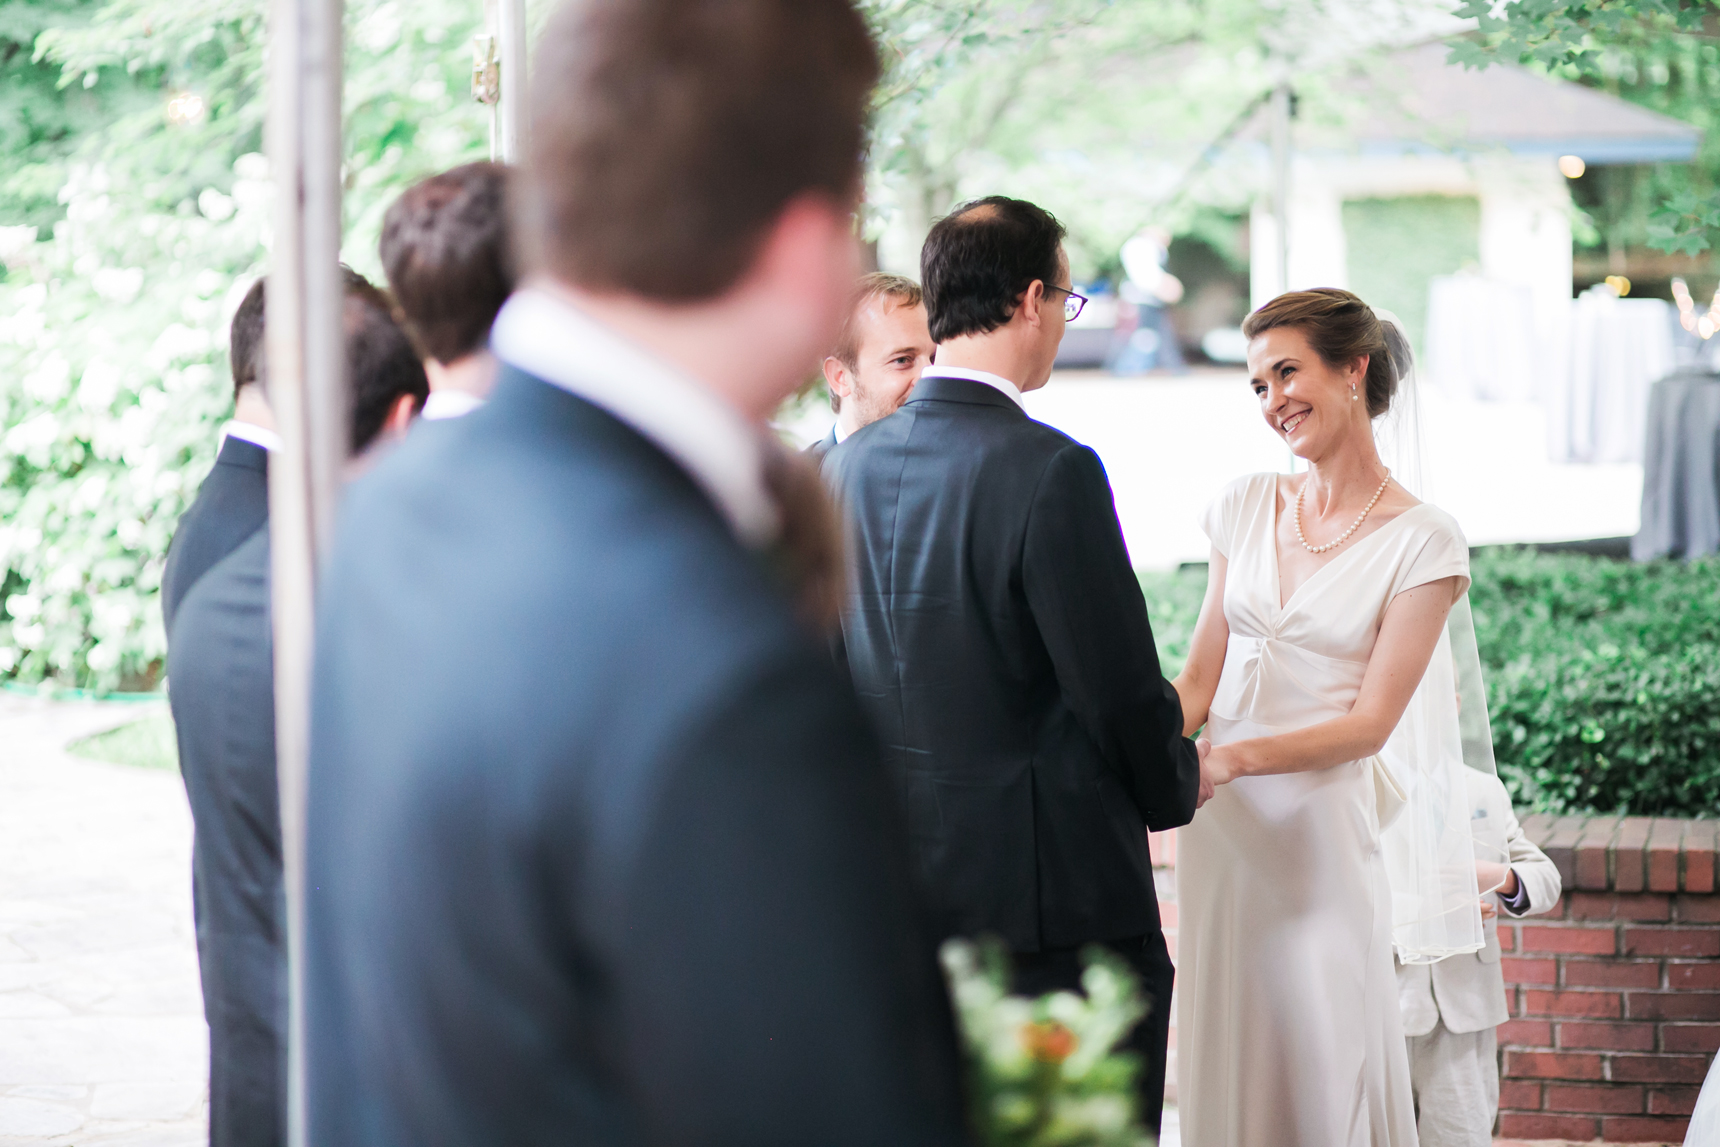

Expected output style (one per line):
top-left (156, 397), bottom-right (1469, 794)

top-left (356, 2), bottom-right (403, 53)
top-left (78, 358), bottom-right (122, 412)
top-left (0, 225), bottom-right (38, 261)
top-left (93, 266), bottom-right (145, 303)
top-left (12, 624), bottom-right (44, 650)
top-left (6, 594), bottom-right (41, 623)
top-left (24, 353), bottom-right (71, 404)
top-left (85, 642), bottom-right (120, 672)
top-left (234, 153), bottom-right (268, 182)
top-left (198, 188), bottom-right (236, 222)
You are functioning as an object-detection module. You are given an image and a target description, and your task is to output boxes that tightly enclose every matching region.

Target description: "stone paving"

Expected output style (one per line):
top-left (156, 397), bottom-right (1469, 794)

top-left (0, 694), bottom-right (206, 1146)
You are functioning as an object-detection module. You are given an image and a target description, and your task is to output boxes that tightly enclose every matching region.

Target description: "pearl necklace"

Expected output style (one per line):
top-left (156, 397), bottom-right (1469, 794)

top-left (1294, 472), bottom-right (1392, 555)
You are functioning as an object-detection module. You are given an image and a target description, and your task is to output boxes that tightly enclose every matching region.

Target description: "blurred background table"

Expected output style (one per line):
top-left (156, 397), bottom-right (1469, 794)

top-left (1633, 367), bottom-right (1720, 560)
top-left (1551, 291), bottom-right (1676, 464)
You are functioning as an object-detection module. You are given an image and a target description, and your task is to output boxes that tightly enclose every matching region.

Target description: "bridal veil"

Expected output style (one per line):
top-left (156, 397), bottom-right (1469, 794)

top-left (1371, 309), bottom-right (1502, 964)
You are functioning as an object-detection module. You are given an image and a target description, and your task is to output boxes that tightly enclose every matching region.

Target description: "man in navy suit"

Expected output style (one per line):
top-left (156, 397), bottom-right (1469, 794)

top-left (160, 279), bottom-right (272, 635)
top-left (303, 2), bottom-right (969, 1144)
top-left (824, 196), bottom-right (1205, 1138)
top-left (168, 274), bottom-right (427, 1147)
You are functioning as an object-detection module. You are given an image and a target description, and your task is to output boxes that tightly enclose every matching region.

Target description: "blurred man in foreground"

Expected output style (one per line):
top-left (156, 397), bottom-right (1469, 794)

top-left (303, 1), bottom-right (969, 1143)
top-left (168, 275), bottom-right (426, 1147)
top-left (379, 162), bottom-right (515, 420)
top-left (807, 271), bottom-right (934, 461)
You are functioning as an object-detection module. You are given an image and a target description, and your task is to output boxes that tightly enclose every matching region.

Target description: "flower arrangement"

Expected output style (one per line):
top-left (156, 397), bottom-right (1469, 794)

top-left (942, 939), bottom-right (1156, 1147)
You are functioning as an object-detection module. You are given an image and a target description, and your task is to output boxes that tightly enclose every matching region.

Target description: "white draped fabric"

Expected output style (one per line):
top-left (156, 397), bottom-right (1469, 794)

top-left (1177, 473), bottom-right (1474, 1147)
top-left (1550, 292), bottom-right (1675, 464)
top-left (1424, 274), bottom-right (1541, 404)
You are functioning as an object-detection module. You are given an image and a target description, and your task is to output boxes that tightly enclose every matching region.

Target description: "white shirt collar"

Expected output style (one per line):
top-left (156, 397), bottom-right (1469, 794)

top-left (831, 420), bottom-right (851, 445)
top-left (222, 420), bottom-right (283, 452)
top-left (420, 390), bottom-right (485, 421)
top-left (918, 366), bottom-right (1027, 411)
top-left (490, 288), bottom-right (779, 546)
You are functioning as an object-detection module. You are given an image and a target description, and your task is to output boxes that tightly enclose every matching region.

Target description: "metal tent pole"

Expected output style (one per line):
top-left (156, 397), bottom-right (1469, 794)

top-left (1269, 81), bottom-right (1292, 297)
top-left (265, 0), bottom-right (344, 1140)
top-left (497, 0), bottom-right (528, 162)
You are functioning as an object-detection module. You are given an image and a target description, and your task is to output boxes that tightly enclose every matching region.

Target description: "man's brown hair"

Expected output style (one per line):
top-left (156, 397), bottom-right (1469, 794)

top-left (520, 0), bottom-right (879, 301)
top-left (379, 162), bottom-right (515, 365)
top-left (831, 272), bottom-right (923, 372)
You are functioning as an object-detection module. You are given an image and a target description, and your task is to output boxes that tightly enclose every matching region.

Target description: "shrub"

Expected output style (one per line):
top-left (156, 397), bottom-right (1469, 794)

top-left (1140, 550), bottom-right (1720, 818)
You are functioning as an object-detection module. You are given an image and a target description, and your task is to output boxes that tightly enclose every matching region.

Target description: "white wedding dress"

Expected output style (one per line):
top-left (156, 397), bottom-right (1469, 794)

top-left (1177, 473), bottom-right (1471, 1147)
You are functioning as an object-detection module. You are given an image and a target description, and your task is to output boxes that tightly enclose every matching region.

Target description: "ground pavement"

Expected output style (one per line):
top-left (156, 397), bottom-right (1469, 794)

top-left (0, 694), bottom-right (205, 1146)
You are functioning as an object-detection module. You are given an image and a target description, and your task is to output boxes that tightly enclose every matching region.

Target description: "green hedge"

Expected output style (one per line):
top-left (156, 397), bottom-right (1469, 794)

top-left (1140, 550), bottom-right (1720, 818)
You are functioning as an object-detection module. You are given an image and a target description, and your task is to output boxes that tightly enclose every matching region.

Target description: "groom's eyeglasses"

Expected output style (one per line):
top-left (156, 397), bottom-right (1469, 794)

top-left (1045, 286), bottom-right (1088, 323)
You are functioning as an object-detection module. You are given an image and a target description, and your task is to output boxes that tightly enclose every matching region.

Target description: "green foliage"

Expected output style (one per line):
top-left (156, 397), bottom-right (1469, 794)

top-left (1342, 196), bottom-right (1482, 359)
top-left (942, 939), bottom-right (1153, 1147)
top-left (1467, 548), bottom-right (1720, 816)
top-left (1141, 551), bottom-right (1720, 817)
top-left (0, 0), bottom-right (491, 691)
top-left (68, 709), bottom-right (178, 770)
top-left (1447, 0), bottom-right (1720, 258)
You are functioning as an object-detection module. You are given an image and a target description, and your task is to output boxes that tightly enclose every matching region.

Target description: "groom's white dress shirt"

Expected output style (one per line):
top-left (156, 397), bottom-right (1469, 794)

top-left (917, 365), bottom-right (1028, 411)
top-left (490, 287), bottom-right (780, 547)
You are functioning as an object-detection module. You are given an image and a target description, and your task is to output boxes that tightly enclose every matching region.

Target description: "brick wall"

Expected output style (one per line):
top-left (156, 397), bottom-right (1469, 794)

top-left (1150, 815), bottom-right (1720, 1143)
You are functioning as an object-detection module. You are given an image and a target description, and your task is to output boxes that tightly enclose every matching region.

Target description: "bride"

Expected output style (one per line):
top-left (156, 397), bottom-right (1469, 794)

top-left (1173, 288), bottom-right (1472, 1146)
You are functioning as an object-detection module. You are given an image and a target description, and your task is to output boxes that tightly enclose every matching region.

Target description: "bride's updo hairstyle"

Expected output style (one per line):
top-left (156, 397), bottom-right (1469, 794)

top-left (1241, 288), bottom-right (1407, 419)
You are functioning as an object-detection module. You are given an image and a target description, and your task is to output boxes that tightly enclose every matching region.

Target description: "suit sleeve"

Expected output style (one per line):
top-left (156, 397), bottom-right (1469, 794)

top-left (1021, 444), bottom-right (1201, 831)
top-left (609, 647), bottom-right (972, 1147)
top-left (1503, 807), bottom-right (1563, 917)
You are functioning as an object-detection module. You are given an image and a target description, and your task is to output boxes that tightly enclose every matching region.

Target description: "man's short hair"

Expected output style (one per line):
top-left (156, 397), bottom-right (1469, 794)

top-left (343, 275), bottom-right (429, 455)
top-left (920, 196), bottom-right (1067, 344)
top-left (230, 278), bottom-right (267, 399)
top-left (831, 273), bottom-right (923, 373)
top-left (520, 0), bottom-right (879, 301)
top-left (379, 163), bottom-right (515, 364)
top-left (226, 266), bottom-right (389, 403)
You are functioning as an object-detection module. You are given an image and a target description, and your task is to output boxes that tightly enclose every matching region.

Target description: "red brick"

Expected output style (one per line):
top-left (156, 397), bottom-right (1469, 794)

top-left (1564, 959), bottom-right (1663, 989)
top-left (1608, 1054), bottom-right (1713, 1083)
top-left (1544, 815), bottom-right (1590, 893)
top-left (1501, 957), bottom-right (1557, 985)
top-left (1499, 1019), bottom-right (1553, 1047)
top-left (1682, 821), bottom-right (1717, 894)
top-left (1158, 903), bottom-right (1178, 929)
top-left (1523, 989), bottom-right (1622, 1019)
top-left (1600, 1114), bottom-right (1692, 1141)
top-left (1570, 891), bottom-right (1673, 922)
top-left (1649, 819), bottom-right (1685, 892)
top-left (1650, 1086), bottom-right (1703, 1115)
top-left (1616, 817), bottom-right (1653, 893)
top-left (1499, 1078), bottom-right (1544, 1109)
top-left (1557, 1021), bottom-right (1656, 1051)
top-left (1545, 1082), bottom-right (1645, 1113)
top-left (1626, 991), bottom-right (1720, 1021)
top-left (1663, 1024), bottom-right (1720, 1053)
top-left (1148, 829), bottom-right (1176, 869)
top-left (1522, 924), bottom-right (1617, 955)
top-left (1499, 922), bottom-right (1518, 953)
top-left (1498, 1112), bottom-right (1599, 1139)
top-left (1625, 927), bottom-right (1720, 958)
top-left (1668, 962), bottom-right (1720, 989)
top-left (1676, 893), bottom-right (1720, 923)
top-left (1504, 1049), bottom-right (1605, 1079)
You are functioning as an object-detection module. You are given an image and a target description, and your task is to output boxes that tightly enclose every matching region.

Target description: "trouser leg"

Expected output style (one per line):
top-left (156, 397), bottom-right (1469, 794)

top-left (1407, 1019), bottom-right (1497, 1147)
top-left (1011, 932), bottom-right (1173, 1140)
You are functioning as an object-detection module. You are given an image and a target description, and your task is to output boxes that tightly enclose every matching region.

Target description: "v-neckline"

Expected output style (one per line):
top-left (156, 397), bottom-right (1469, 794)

top-left (1268, 480), bottom-right (1426, 613)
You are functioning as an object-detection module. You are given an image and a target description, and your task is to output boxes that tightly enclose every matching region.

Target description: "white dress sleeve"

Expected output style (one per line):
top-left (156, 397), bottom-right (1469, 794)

top-left (1390, 508), bottom-right (1472, 602)
top-left (1198, 474), bottom-right (1266, 561)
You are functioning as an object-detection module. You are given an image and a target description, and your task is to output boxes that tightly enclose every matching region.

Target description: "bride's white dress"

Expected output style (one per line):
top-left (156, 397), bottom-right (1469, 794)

top-left (1177, 473), bottom-right (1471, 1147)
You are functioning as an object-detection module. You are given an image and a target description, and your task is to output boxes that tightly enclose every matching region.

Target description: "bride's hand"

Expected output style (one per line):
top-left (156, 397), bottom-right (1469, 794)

top-left (1195, 738), bottom-right (1215, 808)
top-left (1200, 740), bottom-right (1243, 788)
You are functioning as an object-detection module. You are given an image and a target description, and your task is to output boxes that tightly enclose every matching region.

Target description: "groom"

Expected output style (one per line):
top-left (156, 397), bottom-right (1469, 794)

top-left (824, 195), bottom-right (1203, 1137)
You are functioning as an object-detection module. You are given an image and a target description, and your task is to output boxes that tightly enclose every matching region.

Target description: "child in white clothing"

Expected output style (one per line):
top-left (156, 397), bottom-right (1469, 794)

top-left (1397, 771), bottom-right (1562, 1147)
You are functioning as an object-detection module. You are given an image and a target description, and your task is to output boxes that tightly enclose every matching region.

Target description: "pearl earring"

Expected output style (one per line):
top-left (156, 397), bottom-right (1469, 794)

top-left (1351, 385), bottom-right (1359, 402)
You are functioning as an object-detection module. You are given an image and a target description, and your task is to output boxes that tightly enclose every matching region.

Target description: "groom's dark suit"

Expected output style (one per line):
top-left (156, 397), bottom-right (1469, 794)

top-left (824, 372), bottom-right (1200, 1133)
top-left (161, 434), bottom-right (270, 636)
top-left (304, 366), bottom-right (969, 1147)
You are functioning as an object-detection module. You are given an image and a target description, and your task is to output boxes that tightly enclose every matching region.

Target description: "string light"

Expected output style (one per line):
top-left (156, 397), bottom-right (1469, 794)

top-left (1604, 274), bottom-right (1631, 297)
top-left (1672, 276), bottom-right (1720, 339)
top-left (1558, 155), bottom-right (1587, 179)
top-left (166, 93), bottom-right (206, 126)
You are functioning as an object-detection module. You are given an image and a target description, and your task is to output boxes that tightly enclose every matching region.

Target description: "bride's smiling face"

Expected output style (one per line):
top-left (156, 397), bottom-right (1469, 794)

top-left (1247, 325), bottom-right (1368, 459)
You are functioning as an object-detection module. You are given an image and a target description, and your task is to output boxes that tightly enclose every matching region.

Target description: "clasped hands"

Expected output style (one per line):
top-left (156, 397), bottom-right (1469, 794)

top-left (1194, 737), bottom-right (1239, 810)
